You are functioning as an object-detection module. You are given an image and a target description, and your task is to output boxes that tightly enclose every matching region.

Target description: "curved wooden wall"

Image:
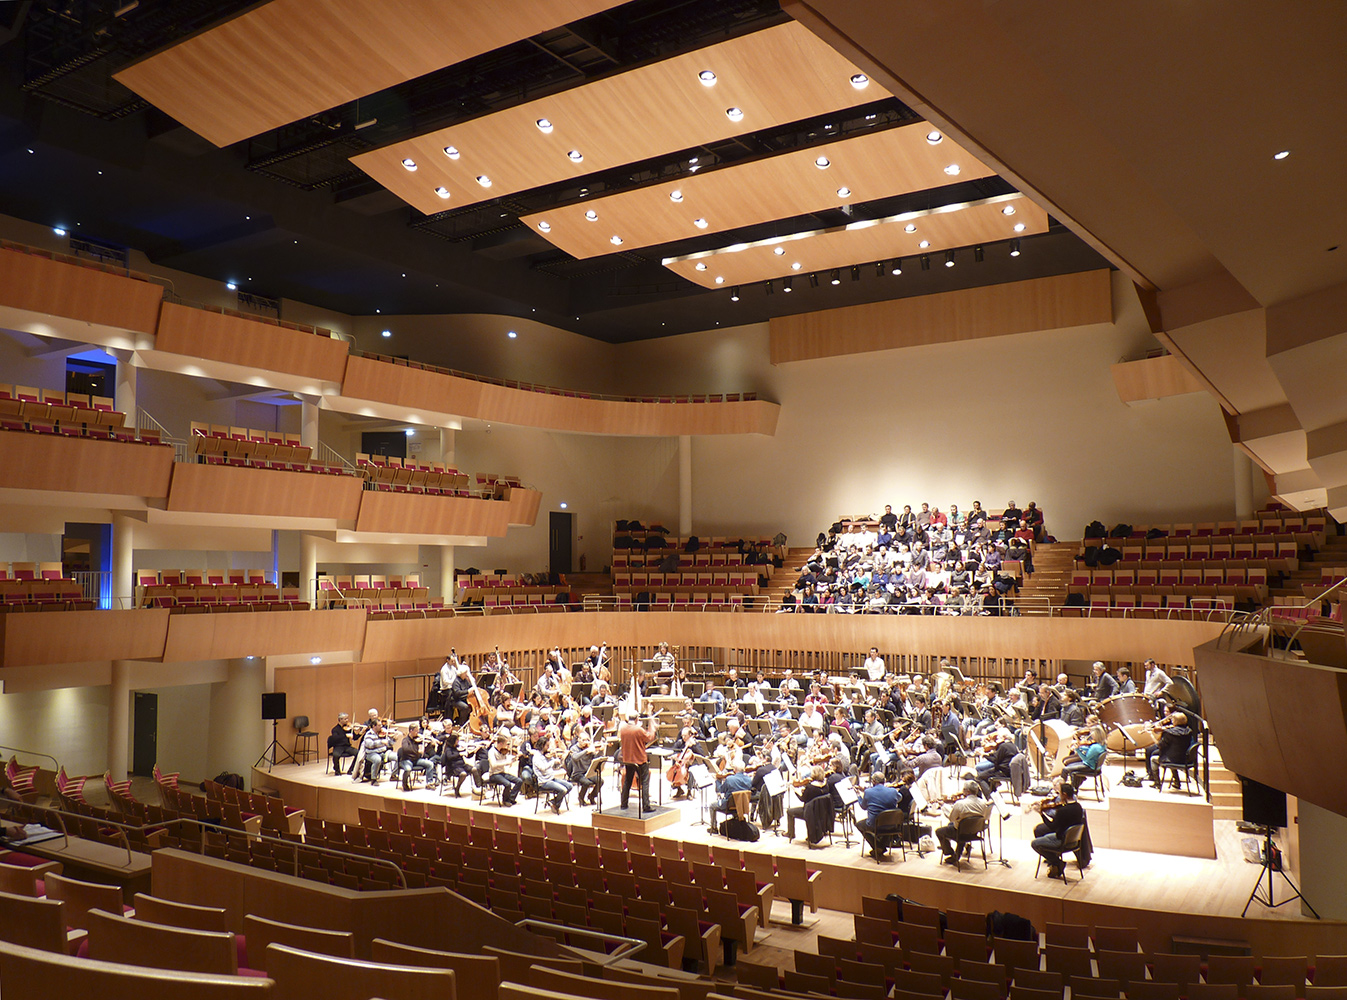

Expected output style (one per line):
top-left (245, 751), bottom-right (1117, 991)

top-left (354, 491), bottom-right (511, 537)
top-left (0, 609), bottom-right (170, 669)
top-left (0, 246), bottom-right (163, 334)
top-left (0, 432), bottom-right (174, 498)
top-left (155, 302), bottom-right (349, 385)
top-left (167, 464), bottom-right (364, 522)
top-left (506, 487), bottom-right (542, 527)
top-left (161, 609), bottom-right (368, 663)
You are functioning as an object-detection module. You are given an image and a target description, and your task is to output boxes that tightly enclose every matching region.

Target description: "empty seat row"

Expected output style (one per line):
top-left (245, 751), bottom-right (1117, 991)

top-left (356, 454), bottom-right (472, 495)
top-left (139, 584), bottom-right (302, 610)
top-left (318, 585), bottom-right (440, 610)
top-left (137, 568), bottom-right (270, 587)
top-left (615, 569), bottom-right (765, 588)
top-left (190, 423), bottom-right (347, 474)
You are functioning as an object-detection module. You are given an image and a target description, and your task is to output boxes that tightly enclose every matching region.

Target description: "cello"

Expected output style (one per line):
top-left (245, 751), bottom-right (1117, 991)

top-left (459, 647), bottom-right (496, 736)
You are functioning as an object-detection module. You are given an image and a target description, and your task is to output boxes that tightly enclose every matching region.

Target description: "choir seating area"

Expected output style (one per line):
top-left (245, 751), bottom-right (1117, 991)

top-left (0, 384), bottom-right (149, 441)
top-left (316, 573), bottom-right (442, 613)
top-left (612, 525), bottom-right (777, 605)
top-left (457, 581), bottom-right (574, 608)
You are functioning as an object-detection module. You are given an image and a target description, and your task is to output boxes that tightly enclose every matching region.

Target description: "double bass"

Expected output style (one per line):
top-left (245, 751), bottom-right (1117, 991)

top-left (459, 646), bottom-right (496, 736)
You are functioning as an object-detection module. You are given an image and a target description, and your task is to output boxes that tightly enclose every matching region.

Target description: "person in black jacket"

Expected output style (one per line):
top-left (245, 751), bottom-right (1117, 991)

top-left (1031, 785), bottom-right (1086, 879)
top-left (446, 663), bottom-right (475, 726)
top-left (328, 713), bottom-right (357, 775)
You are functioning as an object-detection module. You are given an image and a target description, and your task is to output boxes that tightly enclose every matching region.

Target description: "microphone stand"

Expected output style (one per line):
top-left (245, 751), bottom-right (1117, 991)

top-left (990, 790), bottom-right (1012, 869)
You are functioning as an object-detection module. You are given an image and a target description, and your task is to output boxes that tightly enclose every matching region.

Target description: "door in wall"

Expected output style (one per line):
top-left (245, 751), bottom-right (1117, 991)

top-left (132, 692), bottom-right (158, 777)
top-left (550, 511), bottom-right (573, 575)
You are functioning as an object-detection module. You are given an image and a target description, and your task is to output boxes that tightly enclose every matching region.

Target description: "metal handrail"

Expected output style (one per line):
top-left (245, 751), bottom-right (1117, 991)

top-left (316, 440), bottom-right (357, 474)
top-left (0, 238), bottom-right (174, 294)
top-left (0, 746), bottom-right (62, 771)
top-left (514, 919), bottom-right (645, 963)
top-left (162, 290), bottom-right (340, 341)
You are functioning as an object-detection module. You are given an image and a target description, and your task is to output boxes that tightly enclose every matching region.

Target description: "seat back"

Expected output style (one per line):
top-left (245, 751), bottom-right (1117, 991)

top-left (131, 894), bottom-right (229, 933)
top-left (266, 942), bottom-right (455, 998)
top-left (371, 938), bottom-right (501, 1000)
top-left (242, 915), bottom-right (354, 972)
top-left (0, 889), bottom-right (74, 954)
top-left (86, 908), bottom-right (237, 975)
top-left (44, 872), bottom-right (126, 930)
top-left (0, 940), bottom-right (272, 999)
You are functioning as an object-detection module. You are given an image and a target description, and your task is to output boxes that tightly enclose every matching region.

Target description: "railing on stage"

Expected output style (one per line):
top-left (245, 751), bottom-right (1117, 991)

top-left (392, 672), bottom-right (432, 722)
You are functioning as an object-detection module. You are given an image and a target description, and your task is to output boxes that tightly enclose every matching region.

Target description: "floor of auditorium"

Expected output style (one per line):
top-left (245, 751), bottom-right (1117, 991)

top-left (259, 757), bottom-right (1317, 927)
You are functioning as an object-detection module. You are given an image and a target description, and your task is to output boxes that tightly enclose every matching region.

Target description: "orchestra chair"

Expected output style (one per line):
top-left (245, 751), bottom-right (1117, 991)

top-left (0, 940), bottom-right (273, 999)
top-left (860, 808), bottom-right (908, 862)
top-left (292, 716), bottom-right (318, 764)
top-left (951, 813), bottom-right (990, 871)
top-left (1033, 824), bottom-right (1086, 883)
top-left (1156, 738), bottom-right (1201, 794)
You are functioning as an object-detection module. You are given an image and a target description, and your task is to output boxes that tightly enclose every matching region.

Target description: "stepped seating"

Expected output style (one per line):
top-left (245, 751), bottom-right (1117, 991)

top-left (317, 573), bottom-right (442, 611)
top-left (188, 422), bottom-right (349, 475)
top-left (0, 384), bottom-right (141, 441)
top-left (355, 453), bottom-right (474, 495)
top-left (0, 560), bottom-right (64, 581)
top-left (0, 578), bottom-right (92, 612)
top-left (136, 570), bottom-right (305, 610)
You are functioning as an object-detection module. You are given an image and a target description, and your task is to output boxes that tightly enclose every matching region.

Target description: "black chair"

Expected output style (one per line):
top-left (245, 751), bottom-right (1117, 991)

top-left (1073, 757), bottom-right (1108, 801)
top-left (1034, 824), bottom-right (1086, 883)
top-left (292, 716), bottom-right (318, 764)
top-left (1157, 740), bottom-right (1200, 794)
top-left (861, 807), bottom-right (907, 862)
top-left (951, 813), bottom-right (989, 871)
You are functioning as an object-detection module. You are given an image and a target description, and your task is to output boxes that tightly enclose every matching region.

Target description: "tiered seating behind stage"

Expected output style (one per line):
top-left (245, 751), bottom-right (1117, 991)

top-left (0, 384), bottom-right (143, 440)
top-left (1070, 509), bottom-right (1331, 615)
top-left (137, 569), bottom-right (304, 611)
top-left (457, 573), bottom-right (571, 608)
top-left (612, 525), bottom-right (776, 605)
top-left (317, 572), bottom-right (445, 612)
top-left (188, 422), bottom-right (349, 474)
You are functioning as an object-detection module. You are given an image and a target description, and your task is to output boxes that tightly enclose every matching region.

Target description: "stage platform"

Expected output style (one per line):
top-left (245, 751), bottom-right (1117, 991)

top-left (591, 803), bottom-right (682, 835)
top-left (255, 758), bottom-right (1346, 958)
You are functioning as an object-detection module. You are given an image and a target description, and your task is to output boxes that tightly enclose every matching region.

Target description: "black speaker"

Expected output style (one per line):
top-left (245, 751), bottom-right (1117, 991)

top-left (1239, 775), bottom-right (1288, 828)
top-left (261, 692), bottom-right (287, 721)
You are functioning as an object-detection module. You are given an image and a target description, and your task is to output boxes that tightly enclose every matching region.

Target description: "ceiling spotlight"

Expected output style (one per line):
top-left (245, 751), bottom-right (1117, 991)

top-left (567, 149), bottom-right (584, 162)
top-left (815, 156), bottom-right (831, 169)
top-left (1010, 239), bottom-right (1021, 257)
top-left (874, 261), bottom-right (885, 278)
top-left (670, 190), bottom-right (684, 203)
top-left (404, 428), bottom-right (415, 437)
top-left (695, 262), bottom-right (708, 271)
top-left (714, 276), bottom-right (724, 284)
top-left (926, 130), bottom-right (943, 145)
top-left (1273, 149), bottom-right (1290, 160)
top-left (381, 329), bottom-right (391, 338)
top-left (559, 502), bottom-right (568, 509)
top-left (507, 330), bottom-right (518, 339)
top-left (536, 118), bottom-right (553, 133)
top-left (944, 250), bottom-right (955, 268)
top-left (944, 163), bottom-right (961, 176)
top-left (1013, 222), bottom-right (1026, 232)
top-left (443, 145), bottom-right (460, 159)
top-left (693, 218), bottom-right (708, 228)
top-left (310, 656), bottom-right (322, 665)
top-left (401, 157), bottom-right (417, 171)
top-left (610, 235), bottom-right (623, 245)
top-left (773, 246), bottom-right (785, 255)
top-left (585, 209), bottom-right (598, 221)
top-left (890, 258), bottom-right (903, 275)
top-left (920, 254), bottom-right (930, 270)
top-left (537, 221), bottom-right (551, 232)
top-left (809, 272), bottom-right (820, 288)
top-left (434, 186), bottom-right (450, 199)
top-left (1001, 205), bottom-right (1017, 216)
top-left (850, 73), bottom-right (869, 89)
top-left (974, 245), bottom-right (984, 262)
top-left (52, 227), bottom-right (66, 236)
top-left (688, 157), bottom-right (699, 165)
top-left (699, 69), bottom-right (717, 86)
top-left (783, 277), bottom-right (793, 292)
top-left (791, 261), bottom-right (802, 270)
top-left (765, 280), bottom-right (773, 296)
top-left (726, 107), bottom-right (744, 122)
top-left (730, 286), bottom-right (740, 301)
top-left (830, 268), bottom-right (841, 285)
top-left (850, 265), bottom-right (860, 282)
top-left (918, 240), bottom-right (931, 249)
top-left (226, 281), bottom-right (237, 291)
top-left (904, 223), bottom-right (917, 233)
top-left (476, 175), bottom-right (492, 187)
top-left (836, 186), bottom-right (851, 198)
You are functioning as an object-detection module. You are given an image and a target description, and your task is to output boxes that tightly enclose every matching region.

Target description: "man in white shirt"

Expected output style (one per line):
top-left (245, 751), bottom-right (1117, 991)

top-left (1143, 658), bottom-right (1172, 698)
top-left (863, 647), bottom-right (886, 682)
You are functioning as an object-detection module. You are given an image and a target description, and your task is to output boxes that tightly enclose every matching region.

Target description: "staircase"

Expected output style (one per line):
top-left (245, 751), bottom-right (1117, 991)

top-left (1017, 541), bottom-right (1077, 613)
top-left (1270, 532), bottom-right (1347, 604)
top-left (760, 547), bottom-right (814, 606)
top-left (1207, 742), bottom-right (1243, 822)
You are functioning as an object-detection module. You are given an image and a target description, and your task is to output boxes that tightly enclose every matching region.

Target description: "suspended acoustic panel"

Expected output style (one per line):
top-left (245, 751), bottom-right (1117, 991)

top-left (114, 0), bottom-right (626, 147)
top-left (351, 20), bottom-right (890, 216)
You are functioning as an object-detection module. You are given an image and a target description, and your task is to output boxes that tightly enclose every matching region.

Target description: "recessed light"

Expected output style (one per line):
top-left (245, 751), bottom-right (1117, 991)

top-left (567, 149), bottom-right (584, 162)
top-left (610, 235), bottom-right (623, 245)
top-left (536, 118), bottom-right (553, 133)
top-left (714, 276), bottom-right (724, 284)
top-left (1273, 150), bottom-right (1290, 160)
top-left (726, 107), bottom-right (744, 122)
top-left (850, 73), bottom-right (869, 89)
top-left (836, 186), bottom-right (851, 198)
top-left (918, 240), bottom-right (930, 248)
top-left (693, 218), bottom-right (708, 228)
top-left (730, 286), bottom-right (740, 301)
top-left (585, 209), bottom-right (598, 221)
top-left (476, 175), bottom-right (492, 187)
top-left (1013, 222), bottom-right (1026, 232)
top-left (507, 330), bottom-right (518, 339)
top-left (830, 269), bottom-right (841, 285)
top-left (381, 329), bottom-right (392, 338)
top-left (809, 273), bottom-right (820, 288)
top-left (925, 130), bottom-right (943, 144)
top-left (783, 278), bottom-right (793, 292)
top-left (401, 158), bottom-right (417, 171)
top-left (815, 156), bottom-right (831, 169)
top-left (559, 502), bottom-right (568, 509)
top-left (538, 221), bottom-right (551, 232)
top-left (699, 70), bottom-right (717, 86)
top-left (404, 428), bottom-right (415, 437)
top-left (890, 259), bottom-right (903, 275)
top-left (1002, 205), bottom-right (1016, 216)
top-left (695, 262), bottom-right (708, 271)
top-left (670, 190), bottom-right (684, 203)
top-left (791, 262), bottom-right (802, 270)
top-left (310, 656), bottom-right (322, 664)
top-left (1010, 239), bottom-right (1021, 257)
top-left (904, 223), bottom-right (917, 233)
top-left (434, 186), bottom-right (450, 199)
top-left (52, 227), bottom-right (66, 236)
top-left (944, 163), bottom-right (961, 176)
top-left (774, 246), bottom-right (785, 255)
top-left (226, 281), bottom-right (237, 291)
top-left (944, 251), bottom-right (955, 268)
top-left (689, 157), bottom-right (699, 165)
top-left (443, 145), bottom-right (460, 159)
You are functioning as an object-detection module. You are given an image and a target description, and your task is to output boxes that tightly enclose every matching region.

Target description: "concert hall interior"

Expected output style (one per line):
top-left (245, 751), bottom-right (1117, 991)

top-left (2, 0), bottom-right (1347, 995)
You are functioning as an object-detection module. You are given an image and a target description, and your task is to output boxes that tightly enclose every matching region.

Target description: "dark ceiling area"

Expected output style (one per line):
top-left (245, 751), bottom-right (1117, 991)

top-left (0, 0), bottom-right (1110, 343)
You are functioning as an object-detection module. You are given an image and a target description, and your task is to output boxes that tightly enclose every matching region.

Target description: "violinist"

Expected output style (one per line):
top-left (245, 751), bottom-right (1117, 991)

top-left (328, 713), bottom-right (358, 775)
top-left (751, 754), bottom-right (785, 831)
top-left (1061, 714), bottom-right (1107, 792)
top-left (1144, 711), bottom-right (1192, 789)
top-left (567, 734), bottom-right (601, 806)
top-left (1031, 784), bottom-right (1085, 879)
top-left (975, 728), bottom-right (1017, 795)
top-left (397, 722), bottom-right (435, 791)
top-left (710, 760), bottom-right (753, 830)
top-left (784, 765), bottom-right (832, 847)
top-left (446, 662), bottom-right (474, 726)
top-left (437, 722), bottom-right (476, 797)
top-left (487, 732), bottom-right (523, 806)
top-left (357, 719), bottom-right (395, 786)
top-left (908, 733), bottom-right (943, 778)
top-left (936, 780), bottom-right (991, 865)
top-left (531, 735), bottom-right (574, 814)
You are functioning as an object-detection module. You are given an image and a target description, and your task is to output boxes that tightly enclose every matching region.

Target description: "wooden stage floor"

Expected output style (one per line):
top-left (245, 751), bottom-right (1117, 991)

top-left (257, 758), bottom-right (1344, 956)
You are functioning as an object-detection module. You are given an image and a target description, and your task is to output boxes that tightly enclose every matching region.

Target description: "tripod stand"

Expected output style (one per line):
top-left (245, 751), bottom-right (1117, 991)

top-left (1242, 826), bottom-right (1318, 918)
top-left (256, 719), bottom-right (297, 772)
top-left (990, 791), bottom-right (1012, 869)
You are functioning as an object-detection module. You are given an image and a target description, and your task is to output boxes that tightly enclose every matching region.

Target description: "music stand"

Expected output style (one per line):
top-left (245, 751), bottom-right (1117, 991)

top-left (586, 756), bottom-right (610, 814)
top-left (689, 761), bottom-right (715, 827)
top-left (835, 777), bottom-right (859, 847)
top-left (989, 790), bottom-right (1013, 868)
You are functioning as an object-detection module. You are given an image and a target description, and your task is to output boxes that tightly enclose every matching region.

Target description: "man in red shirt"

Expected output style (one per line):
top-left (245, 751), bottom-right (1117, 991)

top-left (619, 710), bottom-right (658, 811)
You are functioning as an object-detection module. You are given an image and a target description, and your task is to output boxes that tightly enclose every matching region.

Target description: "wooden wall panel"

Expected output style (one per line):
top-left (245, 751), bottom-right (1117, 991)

top-left (506, 487), bottom-right (543, 526)
top-left (160, 609), bottom-right (367, 662)
top-left (354, 491), bottom-right (511, 537)
top-left (0, 247), bottom-right (164, 333)
top-left (0, 431), bottom-right (174, 498)
top-left (167, 464), bottom-right (364, 521)
top-left (339, 355), bottom-right (780, 436)
top-left (769, 269), bottom-right (1114, 363)
top-left (1111, 353), bottom-right (1207, 402)
top-left (155, 302), bottom-right (349, 385)
top-left (0, 609), bottom-right (169, 668)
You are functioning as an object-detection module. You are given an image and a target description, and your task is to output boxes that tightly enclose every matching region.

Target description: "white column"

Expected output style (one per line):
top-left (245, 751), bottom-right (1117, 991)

top-left (114, 352), bottom-right (137, 426)
top-left (440, 545), bottom-right (456, 606)
top-left (206, 658), bottom-right (267, 789)
top-left (678, 434), bottom-right (692, 537)
top-left (301, 399), bottom-right (320, 452)
top-left (300, 533), bottom-right (318, 607)
top-left (111, 513), bottom-right (135, 610)
top-left (1233, 447), bottom-right (1255, 519)
top-left (1294, 800), bottom-right (1347, 918)
top-left (108, 660), bottom-right (131, 781)
top-left (440, 428), bottom-right (455, 467)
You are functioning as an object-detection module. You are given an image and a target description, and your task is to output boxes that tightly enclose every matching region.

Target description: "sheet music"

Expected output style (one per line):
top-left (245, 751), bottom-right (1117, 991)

top-left (835, 776), bottom-right (860, 805)
top-left (689, 763), bottom-right (716, 790)
top-left (762, 767), bottom-right (788, 797)
top-left (991, 789), bottom-right (1012, 820)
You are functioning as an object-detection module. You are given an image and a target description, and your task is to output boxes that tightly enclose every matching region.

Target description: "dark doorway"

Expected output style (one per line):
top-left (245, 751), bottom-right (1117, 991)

top-left (132, 692), bottom-right (158, 777)
top-left (66, 356), bottom-right (116, 398)
top-left (361, 431), bottom-right (408, 460)
top-left (550, 511), bottom-right (574, 575)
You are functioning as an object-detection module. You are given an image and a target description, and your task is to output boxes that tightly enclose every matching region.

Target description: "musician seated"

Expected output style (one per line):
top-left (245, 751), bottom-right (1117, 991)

top-left (531, 737), bottom-right (574, 814)
top-left (1116, 666), bottom-right (1136, 695)
top-left (797, 703), bottom-right (825, 745)
top-left (1061, 716), bottom-right (1107, 792)
top-left (1031, 784), bottom-right (1086, 879)
top-left (1145, 711), bottom-right (1193, 789)
top-left (750, 755), bottom-right (785, 830)
top-left (396, 723), bottom-right (434, 791)
top-left (329, 713), bottom-right (357, 775)
top-left (784, 765), bottom-right (834, 847)
top-left (437, 723), bottom-right (476, 796)
top-left (907, 734), bottom-right (943, 778)
top-left (486, 732), bottom-right (523, 806)
top-left (936, 781), bottom-right (992, 864)
top-left (1060, 689), bottom-right (1087, 728)
top-left (357, 720), bottom-right (395, 785)
top-left (447, 666), bottom-right (474, 726)
top-left (974, 729), bottom-right (1017, 795)
top-left (701, 679), bottom-right (726, 732)
top-left (710, 761), bottom-right (753, 831)
top-left (566, 735), bottom-right (601, 806)
top-left (858, 769), bottom-right (914, 861)
top-left (1036, 683), bottom-right (1062, 721)
top-left (536, 664), bottom-right (561, 703)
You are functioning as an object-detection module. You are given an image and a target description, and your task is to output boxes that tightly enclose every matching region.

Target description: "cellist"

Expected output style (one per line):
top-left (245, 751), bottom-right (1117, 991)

top-left (667, 725), bottom-right (698, 799)
top-left (446, 660), bottom-right (474, 726)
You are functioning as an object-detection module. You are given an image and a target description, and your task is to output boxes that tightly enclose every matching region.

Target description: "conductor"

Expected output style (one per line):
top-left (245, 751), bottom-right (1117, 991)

top-left (619, 709), bottom-right (658, 812)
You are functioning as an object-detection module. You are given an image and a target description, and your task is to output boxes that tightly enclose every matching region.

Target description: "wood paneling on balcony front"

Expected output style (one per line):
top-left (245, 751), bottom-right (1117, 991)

top-left (166, 464), bottom-right (364, 521)
top-left (0, 248), bottom-right (163, 333)
top-left (354, 491), bottom-right (511, 537)
top-left (0, 609), bottom-right (169, 668)
top-left (0, 431), bottom-right (174, 498)
top-left (155, 302), bottom-right (349, 385)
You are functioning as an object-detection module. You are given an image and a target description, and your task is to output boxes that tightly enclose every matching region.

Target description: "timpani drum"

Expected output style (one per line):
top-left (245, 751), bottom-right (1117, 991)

top-left (1038, 719), bottom-right (1075, 759)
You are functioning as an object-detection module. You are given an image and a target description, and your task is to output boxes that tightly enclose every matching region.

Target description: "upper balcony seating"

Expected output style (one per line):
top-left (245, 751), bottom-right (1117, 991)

top-left (188, 423), bottom-right (348, 474)
top-left (0, 576), bottom-right (91, 612)
top-left (355, 454), bottom-right (472, 495)
top-left (136, 571), bottom-right (305, 611)
top-left (0, 384), bottom-right (152, 442)
top-left (0, 561), bottom-right (64, 581)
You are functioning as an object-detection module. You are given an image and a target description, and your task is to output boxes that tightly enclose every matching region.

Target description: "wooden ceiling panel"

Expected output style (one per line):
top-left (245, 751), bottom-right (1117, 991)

top-left (663, 194), bottom-right (1047, 289)
top-left (519, 122), bottom-right (992, 258)
top-left (114, 0), bottom-right (625, 148)
top-left (350, 21), bottom-right (889, 216)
